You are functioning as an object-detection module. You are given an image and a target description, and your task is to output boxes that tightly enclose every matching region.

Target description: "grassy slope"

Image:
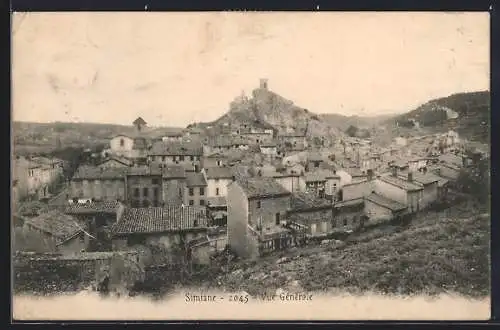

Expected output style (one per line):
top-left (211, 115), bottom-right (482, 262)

top-left (197, 202), bottom-right (490, 298)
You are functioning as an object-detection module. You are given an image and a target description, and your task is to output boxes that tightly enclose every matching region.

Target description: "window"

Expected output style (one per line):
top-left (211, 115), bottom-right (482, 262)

top-left (162, 156), bottom-right (166, 162)
top-left (179, 155), bottom-right (185, 161)
top-left (153, 188), bottom-right (159, 198)
top-left (343, 218), bottom-right (348, 226)
top-left (216, 160), bottom-right (222, 166)
top-left (275, 213), bottom-right (280, 225)
top-left (134, 188), bottom-right (140, 197)
top-left (179, 188), bottom-right (182, 197)
top-left (120, 138), bottom-right (125, 147)
top-left (199, 187), bottom-right (205, 196)
top-left (257, 200), bottom-right (261, 208)
top-left (190, 156), bottom-right (194, 161)
top-left (173, 156), bottom-right (177, 162)
top-left (216, 188), bottom-right (220, 196)
top-left (200, 199), bottom-right (205, 206)
top-left (189, 188), bottom-right (194, 196)
top-left (193, 219), bottom-right (198, 227)
top-left (189, 200), bottom-right (194, 206)
top-left (152, 178), bottom-right (159, 185)
top-left (143, 188), bottom-right (149, 197)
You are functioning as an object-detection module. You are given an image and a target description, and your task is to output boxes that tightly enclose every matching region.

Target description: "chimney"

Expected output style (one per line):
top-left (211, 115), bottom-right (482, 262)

top-left (408, 172), bottom-right (413, 182)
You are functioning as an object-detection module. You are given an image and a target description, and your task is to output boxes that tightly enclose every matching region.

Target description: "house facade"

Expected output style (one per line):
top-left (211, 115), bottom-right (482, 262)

top-left (70, 166), bottom-right (127, 202)
top-left (148, 141), bottom-right (203, 172)
top-left (373, 171), bottom-right (424, 214)
top-left (286, 192), bottom-right (333, 238)
top-left (126, 166), bottom-right (163, 208)
top-left (111, 206), bottom-right (208, 265)
top-left (364, 192), bottom-right (407, 225)
top-left (227, 178), bottom-right (294, 259)
top-left (184, 172), bottom-right (208, 206)
top-left (203, 167), bottom-right (233, 198)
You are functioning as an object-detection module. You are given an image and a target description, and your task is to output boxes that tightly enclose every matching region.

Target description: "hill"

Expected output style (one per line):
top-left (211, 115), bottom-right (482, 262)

top-left (12, 121), bottom-right (183, 155)
top-left (198, 81), bottom-right (344, 141)
top-left (319, 113), bottom-right (397, 132)
top-left (194, 201), bottom-right (489, 298)
top-left (388, 91), bottom-right (490, 143)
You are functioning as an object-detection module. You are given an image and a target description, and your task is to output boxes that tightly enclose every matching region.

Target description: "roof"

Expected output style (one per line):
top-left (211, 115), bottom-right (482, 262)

top-left (98, 156), bottom-right (132, 167)
top-left (279, 132), bottom-right (305, 138)
top-left (72, 165), bottom-right (128, 180)
top-left (149, 141), bottom-right (203, 156)
top-left (205, 135), bottom-right (247, 147)
top-left (111, 206), bottom-right (208, 235)
top-left (186, 172), bottom-right (207, 187)
top-left (290, 192), bottom-right (332, 211)
top-left (204, 152), bottom-right (228, 159)
top-left (64, 200), bottom-right (122, 215)
top-left (378, 174), bottom-right (423, 192)
top-left (162, 165), bottom-right (186, 179)
top-left (24, 210), bottom-right (84, 244)
top-left (16, 201), bottom-right (52, 217)
top-left (365, 193), bottom-right (407, 212)
top-left (207, 196), bottom-right (227, 208)
top-left (334, 197), bottom-right (364, 209)
top-left (205, 167), bottom-right (233, 179)
top-left (133, 117), bottom-right (147, 125)
top-left (398, 171), bottom-right (440, 186)
top-left (438, 153), bottom-right (463, 167)
top-left (237, 177), bottom-right (291, 199)
top-left (304, 172), bottom-right (327, 183)
top-left (307, 152), bottom-right (324, 162)
top-left (346, 167), bottom-right (367, 178)
top-left (260, 142), bottom-right (278, 148)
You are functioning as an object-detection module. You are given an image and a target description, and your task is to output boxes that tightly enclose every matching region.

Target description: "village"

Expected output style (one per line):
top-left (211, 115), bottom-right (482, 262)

top-left (12, 79), bottom-right (490, 296)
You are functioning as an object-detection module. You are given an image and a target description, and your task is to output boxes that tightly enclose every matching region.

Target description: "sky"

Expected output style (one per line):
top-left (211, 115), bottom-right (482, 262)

top-left (12, 12), bottom-right (490, 127)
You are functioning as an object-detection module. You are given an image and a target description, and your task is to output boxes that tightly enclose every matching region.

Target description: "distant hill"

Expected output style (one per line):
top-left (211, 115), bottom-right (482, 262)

top-left (12, 121), bottom-right (184, 153)
top-left (319, 113), bottom-right (397, 132)
top-left (387, 91), bottom-right (490, 143)
top-left (197, 81), bottom-right (344, 141)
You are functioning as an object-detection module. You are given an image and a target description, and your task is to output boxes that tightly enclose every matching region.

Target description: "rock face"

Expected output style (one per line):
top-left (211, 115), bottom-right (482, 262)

top-left (209, 81), bottom-right (343, 141)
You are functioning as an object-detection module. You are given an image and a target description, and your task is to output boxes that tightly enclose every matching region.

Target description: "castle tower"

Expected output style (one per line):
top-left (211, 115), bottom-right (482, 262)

top-left (259, 78), bottom-right (268, 90)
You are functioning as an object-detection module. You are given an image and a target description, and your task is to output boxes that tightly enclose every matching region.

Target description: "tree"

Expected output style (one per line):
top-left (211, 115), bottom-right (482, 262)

top-left (345, 125), bottom-right (359, 137)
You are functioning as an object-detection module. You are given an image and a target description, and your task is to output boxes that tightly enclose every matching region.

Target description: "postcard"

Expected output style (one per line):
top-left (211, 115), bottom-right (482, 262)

top-left (11, 11), bottom-right (491, 321)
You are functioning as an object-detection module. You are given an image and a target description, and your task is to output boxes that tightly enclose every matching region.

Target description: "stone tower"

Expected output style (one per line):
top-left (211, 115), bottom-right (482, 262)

top-left (259, 78), bottom-right (268, 90)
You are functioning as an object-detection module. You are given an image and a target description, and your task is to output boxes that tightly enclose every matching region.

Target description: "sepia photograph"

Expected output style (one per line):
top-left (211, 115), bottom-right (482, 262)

top-left (11, 11), bottom-right (490, 320)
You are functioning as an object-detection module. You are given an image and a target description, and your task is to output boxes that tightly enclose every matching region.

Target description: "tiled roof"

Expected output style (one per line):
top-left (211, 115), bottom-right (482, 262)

top-left (346, 167), bottom-right (367, 178)
top-left (98, 156), bottom-right (132, 167)
top-left (365, 193), bottom-right (407, 212)
top-left (237, 177), bottom-right (291, 199)
top-left (24, 210), bottom-right (84, 244)
top-left (72, 166), bottom-right (128, 180)
top-left (205, 167), bottom-right (233, 179)
top-left (207, 196), bottom-right (227, 208)
top-left (378, 174), bottom-right (423, 191)
top-left (290, 192), bottom-right (332, 211)
top-left (149, 140), bottom-right (203, 156)
top-left (162, 165), bottom-right (186, 179)
top-left (31, 156), bottom-right (63, 166)
top-left (127, 164), bottom-right (163, 176)
top-left (205, 152), bottom-right (228, 159)
top-left (334, 197), bottom-right (364, 210)
top-left (186, 172), bottom-right (207, 187)
top-left (64, 200), bottom-right (122, 215)
top-left (111, 206), bottom-right (208, 235)
top-left (307, 152), bottom-right (324, 162)
top-left (398, 171), bottom-right (440, 186)
top-left (438, 153), bottom-right (463, 167)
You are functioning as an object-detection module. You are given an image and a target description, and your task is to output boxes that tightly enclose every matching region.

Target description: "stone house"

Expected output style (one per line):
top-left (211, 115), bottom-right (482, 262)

top-left (126, 165), bottom-right (163, 208)
top-left (300, 172), bottom-right (327, 197)
top-left (340, 170), bottom-right (375, 201)
top-left (201, 152), bottom-right (229, 169)
top-left (110, 206), bottom-right (208, 265)
top-left (186, 228), bottom-right (228, 266)
top-left (332, 198), bottom-right (365, 232)
top-left (202, 136), bottom-right (249, 154)
top-left (306, 152), bottom-right (324, 171)
top-left (148, 140), bottom-right (203, 172)
top-left (397, 171), bottom-right (441, 209)
top-left (265, 171), bottom-right (301, 193)
top-left (70, 166), bottom-right (128, 202)
top-left (185, 172), bottom-right (208, 207)
top-left (161, 165), bottom-right (187, 206)
top-left (259, 141), bottom-right (278, 160)
top-left (109, 134), bottom-right (149, 161)
top-left (364, 192), bottom-right (408, 225)
top-left (202, 167), bottom-right (233, 198)
top-left (373, 170), bottom-right (424, 214)
top-left (278, 133), bottom-right (307, 150)
top-left (22, 210), bottom-right (91, 254)
top-left (286, 192), bottom-right (333, 238)
top-left (227, 177), bottom-right (294, 259)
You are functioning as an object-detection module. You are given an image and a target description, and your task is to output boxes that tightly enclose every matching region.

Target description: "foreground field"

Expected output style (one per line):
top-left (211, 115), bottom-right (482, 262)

top-left (195, 202), bottom-right (490, 298)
